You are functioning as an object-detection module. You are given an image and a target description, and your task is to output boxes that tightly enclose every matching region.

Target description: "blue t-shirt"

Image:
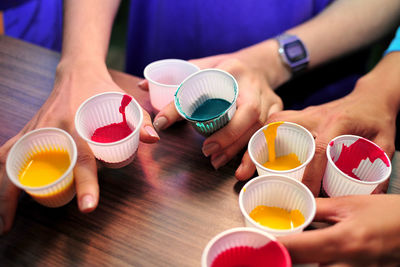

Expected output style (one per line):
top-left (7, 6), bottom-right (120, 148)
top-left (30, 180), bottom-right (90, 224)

top-left (3, 0), bottom-right (368, 109)
top-left (385, 26), bottom-right (400, 55)
top-left (2, 0), bottom-right (62, 52)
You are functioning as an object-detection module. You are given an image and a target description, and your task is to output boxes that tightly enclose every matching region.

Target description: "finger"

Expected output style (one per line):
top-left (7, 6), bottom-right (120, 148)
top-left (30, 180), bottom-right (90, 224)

top-left (235, 150), bottom-right (256, 181)
top-left (313, 197), bottom-right (344, 222)
top-left (202, 104), bottom-right (259, 157)
top-left (267, 102), bottom-right (283, 117)
top-left (209, 122), bottom-right (261, 170)
top-left (73, 138), bottom-right (99, 213)
top-left (278, 224), bottom-right (345, 264)
top-left (137, 79), bottom-right (149, 91)
top-left (153, 101), bottom-right (183, 132)
top-left (0, 178), bottom-right (20, 235)
top-left (139, 107), bottom-right (160, 143)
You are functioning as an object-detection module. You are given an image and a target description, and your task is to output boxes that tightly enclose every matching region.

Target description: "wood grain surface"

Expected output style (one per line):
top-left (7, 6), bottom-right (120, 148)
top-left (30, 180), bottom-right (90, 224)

top-left (0, 36), bottom-right (246, 267)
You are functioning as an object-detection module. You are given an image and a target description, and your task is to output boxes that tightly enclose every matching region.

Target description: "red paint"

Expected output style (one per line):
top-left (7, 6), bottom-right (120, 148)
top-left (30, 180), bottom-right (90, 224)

top-left (211, 241), bottom-right (290, 267)
top-left (332, 138), bottom-right (390, 180)
top-left (91, 94), bottom-right (134, 143)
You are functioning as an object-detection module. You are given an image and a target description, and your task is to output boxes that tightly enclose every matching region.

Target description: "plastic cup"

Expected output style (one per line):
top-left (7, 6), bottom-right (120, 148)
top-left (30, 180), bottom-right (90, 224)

top-left (248, 122), bottom-right (315, 181)
top-left (144, 59), bottom-right (200, 112)
top-left (75, 92), bottom-right (143, 168)
top-left (201, 227), bottom-right (291, 267)
top-left (239, 174), bottom-right (316, 236)
top-left (6, 128), bottom-right (77, 207)
top-left (322, 135), bottom-right (392, 197)
top-left (174, 69), bottom-right (238, 136)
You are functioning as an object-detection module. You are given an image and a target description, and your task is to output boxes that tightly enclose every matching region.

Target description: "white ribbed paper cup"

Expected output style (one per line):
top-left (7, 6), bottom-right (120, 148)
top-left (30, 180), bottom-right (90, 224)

top-left (6, 128), bottom-right (77, 207)
top-left (248, 122), bottom-right (315, 181)
top-left (239, 174), bottom-right (316, 236)
top-left (323, 135), bottom-right (391, 197)
top-left (174, 69), bottom-right (238, 136)
top-left (201, 227), bottom-right (291, 267)
top-left (75, 92), bottom-right (143, 168)
top-left (144, 59), bottom-right (200, 112)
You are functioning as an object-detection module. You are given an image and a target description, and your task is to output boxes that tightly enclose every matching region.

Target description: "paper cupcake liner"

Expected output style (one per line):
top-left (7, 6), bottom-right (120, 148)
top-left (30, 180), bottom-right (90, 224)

top-left (75, 92), bottom-right (143, 166)
top-left (239, 174), bottom-right (316, 236)
top-left (174, 69), bottom-right (238, 136)
top-left (201, 227), bottom-right (291, 267)
top-left (6, 128), bottom-right (77, 207)
top-left (323, 135), bottom-right (391, 197)
top-left (248, 122), bottom-right (315, 181)
top-left (144, 59), bottom-right (200, 111)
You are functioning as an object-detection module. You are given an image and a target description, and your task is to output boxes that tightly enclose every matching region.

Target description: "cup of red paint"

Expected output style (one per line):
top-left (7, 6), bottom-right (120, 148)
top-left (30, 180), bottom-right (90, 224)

top-left (323, 135), bottom-right (392, 197)
top-left (202, 227), bottom-right (291, 267)
top-left (174, 69), bottom-right (238, 136)
top-left (75, 92), bottom-right (143, 168)
top-left (144, 59), bottom-right (200, 113)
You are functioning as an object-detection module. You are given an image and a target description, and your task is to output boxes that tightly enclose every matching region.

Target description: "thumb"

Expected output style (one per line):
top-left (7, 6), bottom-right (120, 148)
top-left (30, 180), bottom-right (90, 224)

top-left (73, 137), bottom-right (99, 213)
top-left (153, 101), bottom-right (183, 132)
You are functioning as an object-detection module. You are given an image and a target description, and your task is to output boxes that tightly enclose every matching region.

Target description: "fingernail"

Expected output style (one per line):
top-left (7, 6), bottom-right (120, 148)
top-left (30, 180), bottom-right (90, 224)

top-left (0, 217), bottom-right (4, 235)
top-left (202, 142), bottom-right (220, 157)
top-left (80, 195), bottom-right (95, 212)
top-left (153, 116), bottom-right (168, 132)
top-left (211, 154), bottom-right (228, 170)
top-left (138, 80), bottom-right (146, 88)
top-left (236, 163), bottom-right (243, 175)
top-left (145, 125), bottom-right (159, 139)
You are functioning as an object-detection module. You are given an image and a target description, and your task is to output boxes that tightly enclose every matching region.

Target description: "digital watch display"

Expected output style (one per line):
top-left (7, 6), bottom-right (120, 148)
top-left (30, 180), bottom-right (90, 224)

top-left (276, 34), bottom-right (309, 74)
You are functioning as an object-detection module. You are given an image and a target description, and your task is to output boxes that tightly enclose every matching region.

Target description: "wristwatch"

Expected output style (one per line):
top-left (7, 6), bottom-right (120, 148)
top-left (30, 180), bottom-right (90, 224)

top-left (276, 33), bottom-right (309, 74)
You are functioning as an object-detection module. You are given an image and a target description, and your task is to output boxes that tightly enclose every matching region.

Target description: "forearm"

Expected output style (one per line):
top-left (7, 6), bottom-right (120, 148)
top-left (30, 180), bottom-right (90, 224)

top-left (236, 0), bottom-right (400, 90)
top-left (354, 52), bottom-right (400, 116)
top-left (61, 0), bottom-right (121, 65)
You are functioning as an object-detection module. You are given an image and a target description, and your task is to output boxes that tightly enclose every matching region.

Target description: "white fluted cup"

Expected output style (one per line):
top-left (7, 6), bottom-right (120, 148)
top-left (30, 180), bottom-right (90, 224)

top-left (323, 135), bottom-right (391, 197)
top-left (75, 92), bottom-right (143, 168)
top-left (239, 174), bottom-right (316, 236)
top-left (174, 69), bottom-right (238, 136)
top-left (144, 59), bottom-right (200, 112)
top-left (248, 122), bottom-right (315, 181)
top-left (202, 227), bottom-right (291, 267)
top-left (6, 128), bottom-right (77, 207)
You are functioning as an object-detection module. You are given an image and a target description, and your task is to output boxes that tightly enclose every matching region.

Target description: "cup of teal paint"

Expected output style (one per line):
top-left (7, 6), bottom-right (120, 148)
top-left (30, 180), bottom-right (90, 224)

top-left (174, 69), bottom-right (238, 136)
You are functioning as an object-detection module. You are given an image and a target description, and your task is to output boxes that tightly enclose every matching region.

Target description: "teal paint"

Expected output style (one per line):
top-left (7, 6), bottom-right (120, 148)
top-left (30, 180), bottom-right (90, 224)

top-left (190, 98), bottom-right (231, 120)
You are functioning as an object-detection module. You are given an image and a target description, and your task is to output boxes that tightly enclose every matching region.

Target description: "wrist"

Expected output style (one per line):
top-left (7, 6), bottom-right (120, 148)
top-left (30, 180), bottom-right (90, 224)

top-left (235, 39), bottom-right (292, 90)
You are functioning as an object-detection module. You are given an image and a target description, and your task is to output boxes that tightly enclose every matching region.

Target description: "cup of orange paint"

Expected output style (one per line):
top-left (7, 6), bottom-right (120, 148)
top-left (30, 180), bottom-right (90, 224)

top-left (201, 227), bottom-right (291, 267)
top-left (239, 174), bottom-right (316, 237)
top-left (6, 128), bottom-right (77, 208)
top-left (248, 121), bottom-right (315, 181)
top-left (144, 59), bottom-right (200, 113)
top-left (75, 92), bottom-right (143, 168)
top-left (323, 135), bottom-right (391, 197)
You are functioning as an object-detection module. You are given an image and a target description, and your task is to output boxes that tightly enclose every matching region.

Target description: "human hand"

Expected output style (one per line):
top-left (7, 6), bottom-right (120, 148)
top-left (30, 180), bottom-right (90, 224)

top-left (235, 75), bottom-right (396, 195)
top-left (278, 194), bottom-right (400, 266)
top-left (140, 54), bottom-right (283, 170)
top-left (0, 59), bottom-right (159, 234)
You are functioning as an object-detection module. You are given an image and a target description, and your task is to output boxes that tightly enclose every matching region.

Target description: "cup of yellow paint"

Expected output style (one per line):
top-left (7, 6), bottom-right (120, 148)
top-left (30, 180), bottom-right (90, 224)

top-left (6, 128), bottom-right (77, 208)
top-left (202, 227), bottom-right (291, 267)
top-left (248, 121), bottom-right (315, 181)
top-left (239, 174), bottom-right (316, 236)
top-left (144, 59), bottom-right (200, 112)
top-left (323, 135), bottom-right (391, 197)
top-left (75, 92), bottom-right (143, 168)
top-left (174, 69), bottom-right (238, 136)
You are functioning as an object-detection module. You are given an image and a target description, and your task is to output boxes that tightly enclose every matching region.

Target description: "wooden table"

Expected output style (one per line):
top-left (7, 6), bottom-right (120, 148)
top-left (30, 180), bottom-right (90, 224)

top-left (0, 35), bottom-right (245, 266)
top-left (1, 35), bottom-right (399, 266)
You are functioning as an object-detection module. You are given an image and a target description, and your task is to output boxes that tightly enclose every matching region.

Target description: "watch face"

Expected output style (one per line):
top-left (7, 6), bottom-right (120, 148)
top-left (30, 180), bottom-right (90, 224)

top-left (284, 40), bottom-right (307, 63)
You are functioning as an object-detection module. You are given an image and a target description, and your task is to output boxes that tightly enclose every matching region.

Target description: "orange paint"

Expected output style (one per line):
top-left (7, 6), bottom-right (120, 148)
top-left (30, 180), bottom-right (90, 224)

top-left (19, 149), bottom-right (73, 204)
top-left (250, 205), bottom-right (305, 230)
top-left (263, 122), bottom-right (302, 170)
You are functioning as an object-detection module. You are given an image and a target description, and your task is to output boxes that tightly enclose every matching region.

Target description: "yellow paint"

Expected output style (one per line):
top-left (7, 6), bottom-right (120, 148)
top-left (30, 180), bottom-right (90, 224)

top-left (262, 121), bottom-right (301, 170)
top-left (19, 149), bottom-right (70, 187)
top-left (263, 153), bottom-right (301, 170)
top-left (249, 205), bottom-right (305, 230)
top-left (263, 122), bottom-right (283, 162)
